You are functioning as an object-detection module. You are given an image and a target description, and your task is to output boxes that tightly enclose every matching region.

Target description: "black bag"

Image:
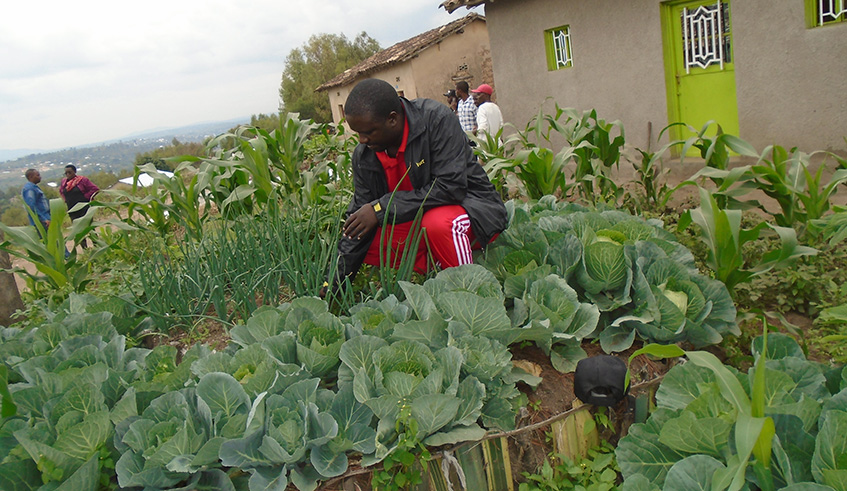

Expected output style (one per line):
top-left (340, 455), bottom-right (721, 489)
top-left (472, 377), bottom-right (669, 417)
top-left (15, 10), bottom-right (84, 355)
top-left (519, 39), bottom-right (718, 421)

top-left (574, 355), bottom-right (629, 407)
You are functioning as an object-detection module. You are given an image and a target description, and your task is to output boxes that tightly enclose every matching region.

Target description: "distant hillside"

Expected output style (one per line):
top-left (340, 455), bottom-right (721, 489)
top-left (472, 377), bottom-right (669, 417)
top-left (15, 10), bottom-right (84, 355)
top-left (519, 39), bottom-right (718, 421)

top-left (0, 149), bottom-right (42, 162)
top-left (0, 118), bottom-right (248, 192)
top-left (108, 118), bottom-right (248, 144)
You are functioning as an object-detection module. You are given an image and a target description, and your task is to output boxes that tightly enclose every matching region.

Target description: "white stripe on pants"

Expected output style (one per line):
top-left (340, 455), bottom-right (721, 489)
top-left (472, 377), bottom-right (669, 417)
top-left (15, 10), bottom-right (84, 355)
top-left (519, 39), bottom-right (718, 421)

top-left (452, 214), bottom-right (473, 265)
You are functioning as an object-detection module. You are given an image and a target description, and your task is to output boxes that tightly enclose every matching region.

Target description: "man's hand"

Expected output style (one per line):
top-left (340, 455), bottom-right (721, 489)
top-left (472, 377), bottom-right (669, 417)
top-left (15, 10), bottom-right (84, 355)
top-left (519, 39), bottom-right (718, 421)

top-left (343, 203), bottom-right (378, 240)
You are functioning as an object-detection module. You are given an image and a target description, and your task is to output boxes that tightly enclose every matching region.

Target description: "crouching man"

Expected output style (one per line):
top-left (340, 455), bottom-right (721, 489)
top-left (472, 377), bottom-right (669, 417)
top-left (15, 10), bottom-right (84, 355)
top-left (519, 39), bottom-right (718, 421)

top-left (322, 78), bottom-right (507, 296)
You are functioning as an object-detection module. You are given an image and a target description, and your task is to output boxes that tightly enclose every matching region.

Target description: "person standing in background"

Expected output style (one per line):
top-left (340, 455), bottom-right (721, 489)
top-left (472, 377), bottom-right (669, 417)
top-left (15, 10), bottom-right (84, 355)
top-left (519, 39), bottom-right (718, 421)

top-left (59, 164), bottom-right (99, 247)
top-left (455, 81), bottom-right (477, 134)
top-left (21, 169), bottom-right (51, 233)
top-left (471, 83), bottom-right (503, 137)
top-left (444, 89), bottom-right (458, 114)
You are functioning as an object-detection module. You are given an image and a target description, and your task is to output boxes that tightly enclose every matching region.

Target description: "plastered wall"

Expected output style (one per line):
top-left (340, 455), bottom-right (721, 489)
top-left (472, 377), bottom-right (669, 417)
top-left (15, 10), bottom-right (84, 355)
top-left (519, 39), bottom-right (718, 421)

top-left (324, 19), bottom-right (492, 126)
top-left (482, 0), bottom-right (847, 152)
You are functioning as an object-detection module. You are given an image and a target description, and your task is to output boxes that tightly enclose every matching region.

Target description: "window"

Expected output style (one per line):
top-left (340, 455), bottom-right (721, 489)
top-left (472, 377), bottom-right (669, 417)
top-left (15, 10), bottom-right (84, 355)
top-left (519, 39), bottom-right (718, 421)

top-left (807, 0), bottom-right (847, 26)
top-left (680, 2), bottom-right (732, 72)
top-left (545, 25), bottom-right (573, 70)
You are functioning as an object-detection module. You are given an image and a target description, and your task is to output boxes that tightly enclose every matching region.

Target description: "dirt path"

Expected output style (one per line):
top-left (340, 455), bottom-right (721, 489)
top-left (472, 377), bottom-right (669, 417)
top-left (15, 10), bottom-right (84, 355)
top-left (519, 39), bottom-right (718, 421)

top-left (612, 151), bottom-right (847, 212)
top-left (11, 256), bottom-right (33, 292)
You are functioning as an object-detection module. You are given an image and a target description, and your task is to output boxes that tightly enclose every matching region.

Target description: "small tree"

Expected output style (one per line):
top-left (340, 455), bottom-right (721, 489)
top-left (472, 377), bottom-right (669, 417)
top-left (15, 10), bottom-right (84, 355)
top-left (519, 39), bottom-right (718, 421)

top-left (280, 32), bottom-right (380, 122)
top-left (1, 207), bottom-right (27, 227)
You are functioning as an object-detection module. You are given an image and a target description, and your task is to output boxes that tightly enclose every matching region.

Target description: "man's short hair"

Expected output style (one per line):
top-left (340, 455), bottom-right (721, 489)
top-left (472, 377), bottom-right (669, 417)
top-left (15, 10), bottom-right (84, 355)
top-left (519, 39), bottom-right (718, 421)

top-left (344, 79), bottom-right (403, 120)
top-left (25, 169), bottom-right (37, 180)
top-left (65, 164), bottom-right (77, 172)
top-left (456, 81), bottom-right (470, 93)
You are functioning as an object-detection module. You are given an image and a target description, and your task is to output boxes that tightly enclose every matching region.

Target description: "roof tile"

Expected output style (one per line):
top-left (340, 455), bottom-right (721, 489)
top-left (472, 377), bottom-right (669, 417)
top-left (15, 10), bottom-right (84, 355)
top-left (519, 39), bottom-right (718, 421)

top-left (316, 13), bottom-right (484, 91)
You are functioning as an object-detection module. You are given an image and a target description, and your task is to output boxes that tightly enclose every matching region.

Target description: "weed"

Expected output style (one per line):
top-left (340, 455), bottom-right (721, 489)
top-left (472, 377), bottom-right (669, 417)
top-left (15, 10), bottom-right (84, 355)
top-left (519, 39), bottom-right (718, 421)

top-left (519, 441), bottom-right (620, 491)
top-left (371, 404), bottom-right (431, 490)
top-left (735, 244), bottom-right (847, 315)
top-left (528, 398), bottom-right (542, 412)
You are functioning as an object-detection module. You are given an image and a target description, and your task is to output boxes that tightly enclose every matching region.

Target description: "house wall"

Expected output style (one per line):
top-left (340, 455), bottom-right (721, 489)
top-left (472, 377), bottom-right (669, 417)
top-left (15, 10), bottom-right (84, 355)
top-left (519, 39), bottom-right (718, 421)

top-left (324, 19), bottom-right (492, 126)
top-left (482, 0), bottom-right (668, 150)
top-left (409, 19), bottom-right (494, 101)
top-left (325, 62), bottom-right (417, 123)
top-left (482, 0), bottom-right (847, 152)
top-left (732, 0), bottom-right (847, 151)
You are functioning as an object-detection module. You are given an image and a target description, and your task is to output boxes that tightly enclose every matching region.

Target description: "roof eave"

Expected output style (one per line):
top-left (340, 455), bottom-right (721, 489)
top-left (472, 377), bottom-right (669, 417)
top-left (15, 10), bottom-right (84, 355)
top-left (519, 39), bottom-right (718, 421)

top-left (315, 13), bottom-right (485, 92)
top-left (439, 0), bottom-right (487, 14)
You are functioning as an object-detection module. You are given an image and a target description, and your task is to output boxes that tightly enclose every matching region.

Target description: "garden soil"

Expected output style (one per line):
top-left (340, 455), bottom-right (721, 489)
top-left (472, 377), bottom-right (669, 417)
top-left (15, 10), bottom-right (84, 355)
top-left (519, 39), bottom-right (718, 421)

top-left (502, 342), bottom-right (673, 487)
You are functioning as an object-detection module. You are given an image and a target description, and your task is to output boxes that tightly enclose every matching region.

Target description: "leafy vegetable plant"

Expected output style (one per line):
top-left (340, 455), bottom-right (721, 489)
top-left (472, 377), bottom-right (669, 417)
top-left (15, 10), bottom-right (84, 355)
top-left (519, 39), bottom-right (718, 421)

top-left (679, 186), bottom-right (817, 296)
top-left (519, 441), bottom-right (620, 491)
top-left (617, 334), bottom-right (847, 490)
top-left (479, 197), bottom-right (738, 354)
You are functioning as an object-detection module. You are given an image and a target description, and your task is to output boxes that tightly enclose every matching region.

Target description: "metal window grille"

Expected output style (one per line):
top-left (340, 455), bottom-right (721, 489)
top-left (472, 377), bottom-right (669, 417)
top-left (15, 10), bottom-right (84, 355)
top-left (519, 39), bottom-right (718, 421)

top-left (819, 0), bottom-right (847, 24)
top-left (552, 27), bottom-right (573, 68)
top-left (681, 1), bottom-right (731, 73)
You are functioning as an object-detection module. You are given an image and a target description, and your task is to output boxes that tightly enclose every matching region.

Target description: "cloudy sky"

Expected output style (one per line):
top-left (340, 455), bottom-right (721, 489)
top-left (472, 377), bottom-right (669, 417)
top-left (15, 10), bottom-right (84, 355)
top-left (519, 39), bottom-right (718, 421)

top-left (0, 1), bottom-right (465, 152)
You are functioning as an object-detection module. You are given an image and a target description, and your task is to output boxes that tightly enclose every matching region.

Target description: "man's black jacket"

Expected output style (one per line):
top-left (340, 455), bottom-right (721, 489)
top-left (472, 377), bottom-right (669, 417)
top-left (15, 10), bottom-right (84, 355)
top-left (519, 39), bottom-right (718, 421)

top-left (330, 97), bottom-right (507, 283)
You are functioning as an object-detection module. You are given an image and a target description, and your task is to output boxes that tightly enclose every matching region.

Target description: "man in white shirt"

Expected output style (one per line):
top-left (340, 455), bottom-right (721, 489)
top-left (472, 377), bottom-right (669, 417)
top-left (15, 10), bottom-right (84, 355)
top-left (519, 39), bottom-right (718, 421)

top-left (471, 84), bottom-right (503, 137)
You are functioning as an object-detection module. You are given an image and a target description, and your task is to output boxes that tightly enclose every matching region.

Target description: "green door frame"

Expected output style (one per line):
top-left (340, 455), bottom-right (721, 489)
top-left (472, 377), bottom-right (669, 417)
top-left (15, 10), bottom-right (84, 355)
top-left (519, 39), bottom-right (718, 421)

top-left (660, 0), bottom-right (740, 154)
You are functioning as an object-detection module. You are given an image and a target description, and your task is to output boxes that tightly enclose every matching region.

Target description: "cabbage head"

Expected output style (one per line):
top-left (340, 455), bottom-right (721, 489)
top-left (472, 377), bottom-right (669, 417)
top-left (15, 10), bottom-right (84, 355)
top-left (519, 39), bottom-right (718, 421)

top-left (341, 337), bottom-right (479, 460)
top-left (294, 312), bottom-right (345, 377)
top-left (348, 295), bottom-right (411, 339)
top-left (613, 257), bottom-right (738, 349)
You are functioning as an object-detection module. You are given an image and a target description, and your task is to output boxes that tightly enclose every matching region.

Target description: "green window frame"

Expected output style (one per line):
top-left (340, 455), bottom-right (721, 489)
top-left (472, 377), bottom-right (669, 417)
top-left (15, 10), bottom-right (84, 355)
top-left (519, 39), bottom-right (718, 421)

top-left (805, 0), bottom-right (847, 27)
top-left (544, 25), bottom-right (573, 71)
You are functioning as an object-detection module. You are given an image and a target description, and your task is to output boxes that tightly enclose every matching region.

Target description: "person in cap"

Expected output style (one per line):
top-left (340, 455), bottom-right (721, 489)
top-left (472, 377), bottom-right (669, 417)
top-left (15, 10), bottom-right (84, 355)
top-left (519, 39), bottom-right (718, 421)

top-left (444, 89), bottom-right (458, 114)
top-left (471, 83), bottom-right (503, 137)
top-left (321, 78), bottom-right (507, 297)
top-left (455, 81), bottom-right (477, 133)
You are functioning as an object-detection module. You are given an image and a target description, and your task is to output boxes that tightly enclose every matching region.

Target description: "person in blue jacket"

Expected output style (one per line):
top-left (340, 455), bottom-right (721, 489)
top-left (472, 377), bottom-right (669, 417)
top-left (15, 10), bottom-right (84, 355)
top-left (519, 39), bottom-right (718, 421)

top-left (21, 169), bottom-right (52, 232)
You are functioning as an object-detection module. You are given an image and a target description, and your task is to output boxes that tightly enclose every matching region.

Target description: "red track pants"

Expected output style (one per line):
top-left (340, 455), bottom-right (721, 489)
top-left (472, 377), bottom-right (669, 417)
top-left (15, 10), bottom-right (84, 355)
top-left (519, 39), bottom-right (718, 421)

top-left (362, 205), bottom-right (482, 274)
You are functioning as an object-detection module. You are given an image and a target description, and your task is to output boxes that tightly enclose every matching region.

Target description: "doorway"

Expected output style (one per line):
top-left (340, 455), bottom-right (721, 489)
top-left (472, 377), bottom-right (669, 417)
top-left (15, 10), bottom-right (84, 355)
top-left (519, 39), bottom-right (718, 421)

top-left (662, 0), bottom-right (740, 149)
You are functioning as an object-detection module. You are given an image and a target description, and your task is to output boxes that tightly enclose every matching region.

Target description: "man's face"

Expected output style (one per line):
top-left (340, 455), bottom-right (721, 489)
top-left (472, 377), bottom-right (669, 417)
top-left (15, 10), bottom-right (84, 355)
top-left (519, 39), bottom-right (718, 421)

top-left (347, 111), bottom-right (403, 154)
top-left (472, 92), bottom-right (488, 107)
top-left (64, 168), bottom-right (76, 179)
top-left (30, 171), bottom-right (42, 184)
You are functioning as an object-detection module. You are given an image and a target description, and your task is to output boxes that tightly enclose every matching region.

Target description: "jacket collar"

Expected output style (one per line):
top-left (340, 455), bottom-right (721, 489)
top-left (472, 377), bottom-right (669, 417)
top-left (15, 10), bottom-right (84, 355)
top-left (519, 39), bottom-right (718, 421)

top-left (401, 98), bottom-right (425, 146)
top-left (358, 98), bottom-right (424, 170)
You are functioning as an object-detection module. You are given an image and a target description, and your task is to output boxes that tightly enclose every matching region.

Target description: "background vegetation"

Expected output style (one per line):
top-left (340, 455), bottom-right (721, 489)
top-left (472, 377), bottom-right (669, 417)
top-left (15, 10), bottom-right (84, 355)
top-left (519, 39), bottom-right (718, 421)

top-left (279, 32), bottom-right (381, 122)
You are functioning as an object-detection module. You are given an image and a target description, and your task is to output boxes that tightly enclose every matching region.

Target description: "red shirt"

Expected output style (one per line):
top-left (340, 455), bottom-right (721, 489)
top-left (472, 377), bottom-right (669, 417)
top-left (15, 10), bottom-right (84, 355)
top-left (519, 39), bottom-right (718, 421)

top-left (375, 119), bottom-right (412, 192)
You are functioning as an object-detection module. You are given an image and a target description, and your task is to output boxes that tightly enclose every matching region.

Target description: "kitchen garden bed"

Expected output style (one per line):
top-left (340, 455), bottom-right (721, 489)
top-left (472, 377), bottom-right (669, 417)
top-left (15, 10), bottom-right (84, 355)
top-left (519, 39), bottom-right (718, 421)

top-left (1, 110), bottom-right (845, 490)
